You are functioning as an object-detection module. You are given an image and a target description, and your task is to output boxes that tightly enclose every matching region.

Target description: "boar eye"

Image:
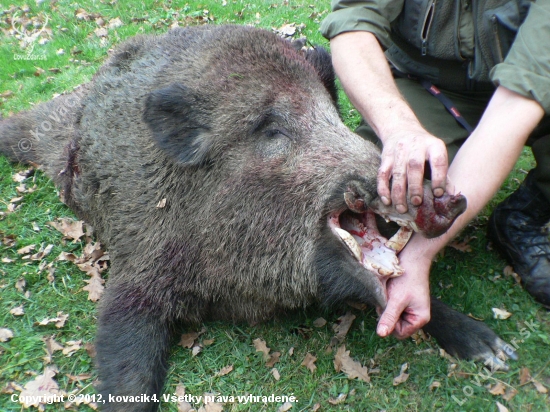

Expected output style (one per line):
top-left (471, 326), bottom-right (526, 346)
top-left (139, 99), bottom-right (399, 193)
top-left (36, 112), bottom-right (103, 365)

top-left (259, 128), bottom-right (293, 158)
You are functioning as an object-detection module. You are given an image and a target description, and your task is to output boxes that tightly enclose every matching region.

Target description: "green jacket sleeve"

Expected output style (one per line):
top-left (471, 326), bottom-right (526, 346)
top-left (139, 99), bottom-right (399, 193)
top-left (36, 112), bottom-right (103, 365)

top-left (490, 1), bottom-right (550, 114)
top-left (320, 0), bottom-right (404, 49)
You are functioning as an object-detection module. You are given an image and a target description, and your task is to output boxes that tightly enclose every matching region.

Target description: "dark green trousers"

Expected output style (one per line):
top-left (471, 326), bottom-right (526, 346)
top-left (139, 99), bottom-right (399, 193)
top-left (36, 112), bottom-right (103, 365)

top-left (355, 78), bottom-right (550, 202)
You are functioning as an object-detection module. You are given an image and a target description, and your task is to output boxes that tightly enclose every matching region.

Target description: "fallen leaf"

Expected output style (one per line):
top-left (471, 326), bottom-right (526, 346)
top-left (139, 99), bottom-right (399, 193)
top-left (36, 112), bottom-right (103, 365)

top-left (82, 269), bottom-right (105, 301)
top-left (532, 380), bottom-right (548, 394)
top-left (18, 366), bottom-right (63, 408)
top-left (2, 257), bottom-right (14, 263)
top-left (84, 342), bottom-right (96, 358)
top-left (108, 17), bottom-right (123, 29)
top-left (277, 401), bottom-right (293, 411)
top-left (333, 345), bottom-right (370, 383)
top-left (489, 382), bottom-right (506, 395)
top-left (192, 345), bottom-right (202, 357)
top-left (332, 312), bottom-right (355, 342)
top-left (175, 384), bottom-right (193, 412)
top-left (66, 373), bottom-right (92, 382)
top-left (0, 328), bottom-right (14, 342)
top-left (12, 168), bottom-right (34, 183)
top-left (253, 338), bottom-right (270, 360)
top-left (62, 340), bottom-right (82, 356)
top-left (328, 393), bottom-right (347, 405)
top-left (271, 368), bottom-right (280, 381)
top-left (467, 313), bottom-right (484, 321)
top-left (43, 336), bottom-right (63, 363)
top-left (393, 363), bottom-right (409, 386)
top-left (301, 352), bottom-right (317, 373)
top-left (10, 306), bottom-right (24, 316)
top-left (94, 27), bottom-right (108, 37)
top-left (503, 265), bottom-right (521, 284)
top-left (179, 332), bottom-right (199, 349)
top-left (492, 308), bottom-right (512, 320)
top-left (48, 218), bottom-right (85, 242)
top-left (32, 222), bottom-right (40, 231)
top-left (311, 403), bottom-right (321, 411)
top-left (216, 365), bottom-right (233, 377)
top-left (266, 351), bottom-right (281, 368)
top-left (288, 347), bottom-right (294, 356)
top-left (203, 338), bottom-right (215, 346)
top-left (17, 244), bottom-right (35, 254)
top-left (448, 241), bottom-right (472, 252)
top-left (35, 312), bottom-right (68, 328)
top-left (313, 317), bottom-right (326, 328)
top-left (15, 278), bottom-right (26, 293)
top-left (156, 198), bottom-right (167, 208)
top-left (496, 401), bottom-right (509, 412)
top-left (30, 244), bottom-right (54, 261)
top-left (502, 387), bottom-right (518, 401)
top-left (429, 381), bottom-right (441, 391)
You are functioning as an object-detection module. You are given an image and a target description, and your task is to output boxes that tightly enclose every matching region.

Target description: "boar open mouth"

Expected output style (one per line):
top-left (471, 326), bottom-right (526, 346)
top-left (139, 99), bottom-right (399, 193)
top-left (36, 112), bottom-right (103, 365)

top-left (327, 183), bottom-right (467, 306)
top-left (328, 209), bottom-right (413, 300)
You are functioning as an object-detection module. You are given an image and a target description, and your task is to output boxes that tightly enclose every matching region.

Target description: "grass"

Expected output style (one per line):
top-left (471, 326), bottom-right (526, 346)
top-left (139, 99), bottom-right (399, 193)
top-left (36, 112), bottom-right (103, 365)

top-left (1, 1), bottom-right (549, 411)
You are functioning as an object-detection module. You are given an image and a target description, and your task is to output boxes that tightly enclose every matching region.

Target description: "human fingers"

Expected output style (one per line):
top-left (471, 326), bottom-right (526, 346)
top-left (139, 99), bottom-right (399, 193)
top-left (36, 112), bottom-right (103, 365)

top-left (390, 140), bottom-right (408, 213)
top-left (426, 139), bottom-right (449, 197)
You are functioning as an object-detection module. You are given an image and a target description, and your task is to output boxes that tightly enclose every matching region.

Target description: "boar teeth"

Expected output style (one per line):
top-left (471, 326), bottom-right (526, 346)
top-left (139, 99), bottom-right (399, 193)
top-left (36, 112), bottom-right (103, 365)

top-left (334, 227), bottom-right (363, 262)
top-left (385, 227), bottom-right (413, 253)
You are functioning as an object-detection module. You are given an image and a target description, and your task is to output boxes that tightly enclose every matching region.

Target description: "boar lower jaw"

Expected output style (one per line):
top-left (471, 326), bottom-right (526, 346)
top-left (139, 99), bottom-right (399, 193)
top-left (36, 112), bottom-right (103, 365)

top-left (328, 210), bottom-right (410, 279)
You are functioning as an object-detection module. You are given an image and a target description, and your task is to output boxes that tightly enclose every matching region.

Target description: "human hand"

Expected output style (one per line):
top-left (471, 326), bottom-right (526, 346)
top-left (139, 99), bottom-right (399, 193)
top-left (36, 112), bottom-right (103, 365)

top-left (377, 128), bottom-right (449, 214)
top-left (376, 243), bottom-right (432, 339)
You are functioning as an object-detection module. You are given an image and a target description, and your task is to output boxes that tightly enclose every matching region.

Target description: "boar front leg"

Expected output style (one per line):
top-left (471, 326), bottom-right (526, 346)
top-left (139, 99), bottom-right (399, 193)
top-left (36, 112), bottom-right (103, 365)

top-left (424, 297), bottom-right (517, 369)
top-left (95, 281), bottom-right (173, 412)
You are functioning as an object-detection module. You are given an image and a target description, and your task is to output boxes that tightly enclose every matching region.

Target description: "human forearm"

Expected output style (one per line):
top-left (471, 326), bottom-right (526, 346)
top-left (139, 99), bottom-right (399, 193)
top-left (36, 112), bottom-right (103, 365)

top-left (408, 86), bottom-right (545, 259)
top-left (330, 31), bottom-right (424, 139)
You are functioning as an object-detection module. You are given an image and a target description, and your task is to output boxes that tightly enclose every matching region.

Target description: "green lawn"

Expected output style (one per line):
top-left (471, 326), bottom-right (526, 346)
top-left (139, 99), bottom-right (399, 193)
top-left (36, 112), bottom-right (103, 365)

top-left (1, 1), bottom-right (549, 411)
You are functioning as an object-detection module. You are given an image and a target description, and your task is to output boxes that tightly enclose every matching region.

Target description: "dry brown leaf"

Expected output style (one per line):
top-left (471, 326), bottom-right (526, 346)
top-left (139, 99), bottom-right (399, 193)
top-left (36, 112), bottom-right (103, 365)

top-left (332, 312), bottom-right (355, 343)
top-left (0, 90), bottom-right (14, 98)
top-left (35, 312), bottom-right (68, 328)
top-left (30, 244), bottom-right (54, 261)
top-left (301, 352), bottom-right (317, 373)
top-left (48, 218), bottom-right (85, 242)
top-left (203, 338), bottom-right (215, 346)
top-left (311, 403), bottom-right (321, 412)
top-left (532, 380), bottom-right (548, 394)
top-left (503, 265), bottom-right (521, 284)
top-left (10, 305), bottom-right (24, 316)
top-left (467, 313), bottom-right (484, 321)
top-left (492, 308), bottom-right (512, 320)
top-left (448, 236), bottom-right (476, 252)
top-left (1, 381), bottom-right (24, 394)
top-left (2, 257), bottom-right (14, 263)
top-left (0, 328), bottom-right (14, 342)
top-left (84, 342), bottom-right (96, 358)
top-left (253, 338), bottom-right (270, 360)
top-left (191, 345), bottom-right (202, 357)
top-left (199, 398), bottom-right (224, 412)
top-left (429, 381), bottom-right (441, 391)
top-left (17, 244), bottom-right (35, 254)
top-left (393, 363), bottom-right (409, 386)
top-left (489, 382), bottom-right (506, 395)
top-left (82, 269), bottom-right (105, 302)
top-left (12, 168), bottom-right (34, 183)
top-left (43, 336), bottom-right (63, 364)
top-left (328, 393), bottom-right (347, 405)
top-left (75, 8), bottom-right (91, 20)
top-left (66, 373), bottom-right (92, 382)
top-left (496, 401), bottom-right (509, 412)
top-left (175, 384), bottom-right (194, 412)
top-left (179, 332), bottom-right (199, 349)
top-left (271, 368), bottom-right (280, 381)
top-left (62, 340), bottom-right (82, 356)
top-left (502, 387), bottom-right (518, 401)
top-left (288, 347), bottom-right (294, 356)
top-left (313, 317), bottom-right (327, 328)
top-left (266, 351), bottom-right (281, 368)
top-left (277, 401), bottom-right (293, 411)
top-left (333, 345), bottom-right (370, 383)
top-left (15, 278), bottom-right (26, 293)
top-left (216, 365), bottom-right (233, 377)
top-left (57, 251), bottom-right (78, 262)
top-left (32, 222), bottom-right (40, 231)
top-left (108, 17), bottom-right (124, 29)
top-left (94, 27), bottom-right (108, 37)
top-left (18, 366), bottom-right (63, 408)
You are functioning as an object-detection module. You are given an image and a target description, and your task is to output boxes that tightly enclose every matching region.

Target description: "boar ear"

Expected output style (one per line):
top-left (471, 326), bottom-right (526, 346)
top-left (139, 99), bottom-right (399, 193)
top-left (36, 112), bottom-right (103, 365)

top-left (143, 84), bottom-right (213, 166)
top-left (302, 46), bottom-right (338, 106)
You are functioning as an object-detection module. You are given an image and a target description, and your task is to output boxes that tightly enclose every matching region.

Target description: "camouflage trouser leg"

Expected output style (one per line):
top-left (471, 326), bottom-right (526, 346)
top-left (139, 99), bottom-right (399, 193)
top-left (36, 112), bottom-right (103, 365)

top-left (354, 77), bottom-right (550, 202)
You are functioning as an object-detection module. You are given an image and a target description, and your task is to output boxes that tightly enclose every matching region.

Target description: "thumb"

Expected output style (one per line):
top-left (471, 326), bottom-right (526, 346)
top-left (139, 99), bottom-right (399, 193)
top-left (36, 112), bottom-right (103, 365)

top-left (377, 299), bottom-right (404, 338)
